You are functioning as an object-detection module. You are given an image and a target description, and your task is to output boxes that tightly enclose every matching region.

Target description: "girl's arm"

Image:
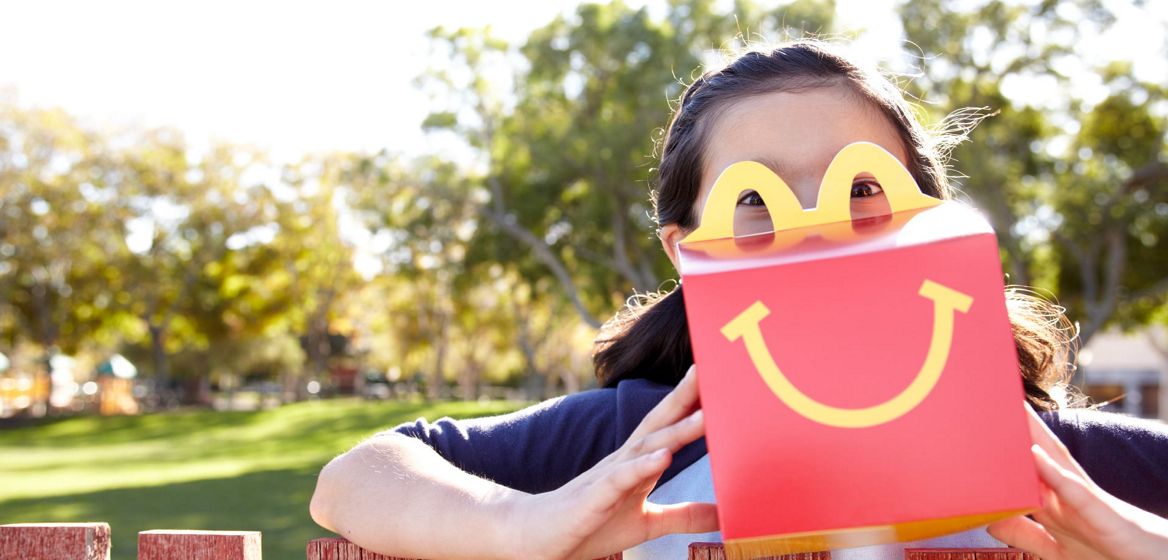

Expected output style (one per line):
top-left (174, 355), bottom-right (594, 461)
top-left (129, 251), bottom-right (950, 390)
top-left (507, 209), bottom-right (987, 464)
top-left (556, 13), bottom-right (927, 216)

top-left (310, 366), bottom-right (717, 560)
top-left (310, 432), bottom-right (520, 558)
top-left (987, 405), bottom-right (1168, 560)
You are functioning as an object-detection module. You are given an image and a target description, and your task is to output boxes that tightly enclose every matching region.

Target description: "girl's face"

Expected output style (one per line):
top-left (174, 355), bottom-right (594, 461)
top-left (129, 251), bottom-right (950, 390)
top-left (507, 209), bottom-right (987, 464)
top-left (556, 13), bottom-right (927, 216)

top-left (660, 86), bottom-right (909, 269)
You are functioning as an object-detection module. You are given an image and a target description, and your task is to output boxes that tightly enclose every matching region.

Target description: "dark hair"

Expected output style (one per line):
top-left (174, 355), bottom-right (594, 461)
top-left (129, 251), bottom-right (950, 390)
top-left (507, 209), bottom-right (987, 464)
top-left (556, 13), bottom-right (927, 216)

top-left (592, 40), bottom-right (1077, 410)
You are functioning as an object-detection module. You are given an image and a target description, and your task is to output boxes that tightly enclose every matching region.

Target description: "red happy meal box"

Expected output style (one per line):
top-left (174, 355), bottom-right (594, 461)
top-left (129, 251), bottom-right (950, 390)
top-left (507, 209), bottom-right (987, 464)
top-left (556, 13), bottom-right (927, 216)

top-left (678, 142), bottom-right (1040, 557)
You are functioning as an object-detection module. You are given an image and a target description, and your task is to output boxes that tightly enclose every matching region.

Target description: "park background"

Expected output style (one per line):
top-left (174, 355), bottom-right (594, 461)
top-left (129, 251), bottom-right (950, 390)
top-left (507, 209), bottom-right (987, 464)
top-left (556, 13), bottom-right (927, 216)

top-left (1, 0), bottom-right (1167, 558)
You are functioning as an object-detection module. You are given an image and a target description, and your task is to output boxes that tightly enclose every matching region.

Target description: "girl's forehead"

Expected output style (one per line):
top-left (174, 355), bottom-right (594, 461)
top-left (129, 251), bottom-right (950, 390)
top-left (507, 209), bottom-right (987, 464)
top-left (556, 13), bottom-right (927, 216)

top-left (697, 88), bottom-right (908, 201)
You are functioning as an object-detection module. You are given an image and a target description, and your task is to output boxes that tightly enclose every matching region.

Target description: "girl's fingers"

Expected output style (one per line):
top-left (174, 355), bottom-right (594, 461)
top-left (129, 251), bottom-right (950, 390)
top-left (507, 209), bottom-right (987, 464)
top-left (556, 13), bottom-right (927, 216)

top-left (644, 501), bottom-right (720, 540)
top-left (628, 365), bottom-right (699, 442)
top-left (630, 409), bottom-right (705, 457)
top-left (1032, 444), bottom-right (1093, 514)
top-left (583, 392), bottom-right (701, 487)
top-left (584, 448), bottom-right (672, 514)
top-left (987, 515), bottom-right (1062, 560)
top-left (1024, 405), bottom-right (1089, 479)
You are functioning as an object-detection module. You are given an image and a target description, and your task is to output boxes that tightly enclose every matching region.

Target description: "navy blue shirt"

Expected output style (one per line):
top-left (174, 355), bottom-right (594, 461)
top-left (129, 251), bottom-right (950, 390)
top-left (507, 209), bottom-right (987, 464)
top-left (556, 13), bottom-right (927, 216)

top-left (390, 378), bottom-right (1168, 516)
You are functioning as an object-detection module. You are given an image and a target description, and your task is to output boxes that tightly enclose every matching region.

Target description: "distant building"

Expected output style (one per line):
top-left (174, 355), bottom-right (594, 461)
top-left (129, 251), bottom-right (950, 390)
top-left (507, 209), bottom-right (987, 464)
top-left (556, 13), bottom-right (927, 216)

top-left (1078, 327), bottom-right (1167, 421)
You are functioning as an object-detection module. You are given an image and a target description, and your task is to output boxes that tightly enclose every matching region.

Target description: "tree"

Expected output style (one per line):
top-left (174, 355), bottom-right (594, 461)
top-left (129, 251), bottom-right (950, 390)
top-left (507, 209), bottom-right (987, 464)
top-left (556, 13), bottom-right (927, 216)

top-left (347, 151), bottom-right (498, 398)
top-left (392, 0), bottom-right (843, 389)
top-left (271, 154), bottom-right (360, 400)
top-left (900, 0), bottom-right (1168, 345)
top-left (114, 133), bottom-right (298, 402)
top-left (0, 104), bottom-right (127, 355)
top-left (416, 0), bottom-right (843, 332)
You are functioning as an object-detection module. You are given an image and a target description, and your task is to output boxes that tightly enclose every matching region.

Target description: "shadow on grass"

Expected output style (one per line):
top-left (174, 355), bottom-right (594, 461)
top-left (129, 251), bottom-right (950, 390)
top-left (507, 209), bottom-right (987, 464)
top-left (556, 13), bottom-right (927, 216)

top-left (0, 467), bottom-right (333, 560)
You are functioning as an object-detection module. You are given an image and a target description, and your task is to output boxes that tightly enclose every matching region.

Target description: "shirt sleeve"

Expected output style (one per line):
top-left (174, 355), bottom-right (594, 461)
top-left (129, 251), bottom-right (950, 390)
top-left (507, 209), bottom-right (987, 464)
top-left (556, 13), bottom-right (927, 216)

top-left (1043, 408), bottom-right (1168, 517)
top-left (384, 378), bottom-right (704, 494)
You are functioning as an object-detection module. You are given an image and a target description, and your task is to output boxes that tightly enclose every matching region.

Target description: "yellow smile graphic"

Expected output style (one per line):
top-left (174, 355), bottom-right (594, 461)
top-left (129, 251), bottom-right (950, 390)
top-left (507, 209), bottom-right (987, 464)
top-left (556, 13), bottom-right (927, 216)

top-left (721, 280), bottom-right (973, 428)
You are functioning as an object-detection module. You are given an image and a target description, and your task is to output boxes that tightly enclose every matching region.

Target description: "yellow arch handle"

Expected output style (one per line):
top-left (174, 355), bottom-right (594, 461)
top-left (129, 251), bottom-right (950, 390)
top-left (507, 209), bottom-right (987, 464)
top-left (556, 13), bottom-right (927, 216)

top-left (683, 142), bottom-right (942, 244)
top-left (720, 279), bottom-right (973, 428)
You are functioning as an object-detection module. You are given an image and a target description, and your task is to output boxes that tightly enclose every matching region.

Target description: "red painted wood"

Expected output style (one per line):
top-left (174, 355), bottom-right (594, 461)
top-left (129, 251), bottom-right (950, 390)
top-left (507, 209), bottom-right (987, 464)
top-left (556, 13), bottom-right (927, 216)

top-left (688, 542), bottom-right (831, 560)
top-left (0, 523), bottom-right (111, 560)
top-left (138, 530), bottom-right (260, 560)
top-left (904, 549), bottom-right (1035, 560)
top-left (305, 537), bottom-right (624, 560)
top-left (305, 537), bottom-right (417, 560)
top-left (688, 543), bottom-right (1034, 559)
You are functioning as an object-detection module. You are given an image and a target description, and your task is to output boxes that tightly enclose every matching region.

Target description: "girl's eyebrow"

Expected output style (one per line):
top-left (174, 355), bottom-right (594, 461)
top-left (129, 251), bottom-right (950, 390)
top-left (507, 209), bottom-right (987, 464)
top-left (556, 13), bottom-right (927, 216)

top-left (754, 156), bottom-right (791, 179)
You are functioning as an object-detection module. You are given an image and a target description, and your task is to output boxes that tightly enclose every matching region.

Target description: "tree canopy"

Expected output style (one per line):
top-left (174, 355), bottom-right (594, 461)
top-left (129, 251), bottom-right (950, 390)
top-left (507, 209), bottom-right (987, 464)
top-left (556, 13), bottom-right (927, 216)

top-left (1, 0), bottom-right (1164, 402)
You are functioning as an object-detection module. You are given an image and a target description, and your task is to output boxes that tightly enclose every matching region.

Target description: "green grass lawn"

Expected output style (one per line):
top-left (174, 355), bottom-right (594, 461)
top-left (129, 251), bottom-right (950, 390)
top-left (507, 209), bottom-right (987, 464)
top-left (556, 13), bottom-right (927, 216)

top-left (0, 398), bottom-right (525, 560)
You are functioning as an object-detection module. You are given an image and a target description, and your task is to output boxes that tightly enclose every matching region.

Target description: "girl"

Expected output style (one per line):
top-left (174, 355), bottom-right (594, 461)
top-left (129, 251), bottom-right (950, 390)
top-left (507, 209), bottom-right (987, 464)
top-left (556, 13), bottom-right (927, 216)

top-left (310, 41), bottom-right (1168, 560)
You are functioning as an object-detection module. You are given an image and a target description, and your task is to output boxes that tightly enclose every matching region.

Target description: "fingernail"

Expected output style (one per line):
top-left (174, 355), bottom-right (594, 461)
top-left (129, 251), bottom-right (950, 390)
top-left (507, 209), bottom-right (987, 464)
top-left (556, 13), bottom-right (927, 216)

top-left (690, 410), bottom-right (704, 424)
top-left (651, 448), bottom-right (669, 460)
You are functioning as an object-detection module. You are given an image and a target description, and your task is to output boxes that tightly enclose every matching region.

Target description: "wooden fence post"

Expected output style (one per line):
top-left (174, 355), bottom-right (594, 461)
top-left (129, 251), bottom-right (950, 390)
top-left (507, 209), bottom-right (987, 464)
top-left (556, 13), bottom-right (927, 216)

top-left (688, 542), bottom-right (831, 559)
top-left (306, 537), bottom-right (414, 560)
top-left (138, 530), bottom-right (261, 560)
top-left (904, 549), bottom-right (1035, 559)
top-left (306, 537), bottom-right (624, 560)
top-left (686, 543), bottom-right (1034, 560)
top-left (0, 523), bottom-right (111, 560)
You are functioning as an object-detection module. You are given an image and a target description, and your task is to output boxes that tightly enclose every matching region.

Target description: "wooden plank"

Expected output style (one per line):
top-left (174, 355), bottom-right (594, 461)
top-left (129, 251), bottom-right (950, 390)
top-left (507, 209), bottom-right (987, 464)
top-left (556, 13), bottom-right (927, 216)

top-left (904, 550), bottom-right (977, 560)
top-left (688, 542), bottom-right (830, 559)
top-left (305, 537), bottom-right (623, 560)
top-left (0, 523), bottom-right (111, 560)
top-left (905, 549), bottom-right (1034, 560)
top-left (974, 549), bottom-right (1034, 560)
top-left (138, 530), bottom-right (260, 560)
top-left (305, 537), bottom-right (417, 560)
top-left (688, 541), bottom-right (714, 560)
top-left (690, 541), bottom-right (718, 560)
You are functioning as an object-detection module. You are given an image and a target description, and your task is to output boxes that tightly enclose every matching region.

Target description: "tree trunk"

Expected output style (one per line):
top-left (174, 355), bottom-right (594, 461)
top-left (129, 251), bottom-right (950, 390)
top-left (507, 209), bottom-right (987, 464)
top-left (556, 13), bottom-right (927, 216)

top-left (430, 326), bottom-right (448, 401)
top-left (482, 172), bottom-right (603, 329)
top-left (484, 207), bottom-right (603, 329)
top-left (458, 361), bottom-right (479, 401)
top-left (1078, 229), bottom-right (1126, 348)
top-left (1147, 330), bottom-right (1168, 422)
top-left (609, 196), bottom-right (656, 292)
top-left (30, 280), bottom-right (57, 416)
top-left (147, 321), bottom-right (171, 407)
top-left (559, 367), bottom-right (580, 394)
top-left (512, 302), bottom-right (549, 400)
top-left (301, 294), bottom-right (334, 401)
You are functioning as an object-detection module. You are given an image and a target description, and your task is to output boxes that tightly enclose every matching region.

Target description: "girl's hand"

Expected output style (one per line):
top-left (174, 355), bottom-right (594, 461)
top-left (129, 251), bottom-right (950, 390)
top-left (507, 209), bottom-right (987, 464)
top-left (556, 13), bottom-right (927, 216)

top-left (987, 405), bottom-right (1168, 560)
top-left (503, 365), bottom-right (718, 560)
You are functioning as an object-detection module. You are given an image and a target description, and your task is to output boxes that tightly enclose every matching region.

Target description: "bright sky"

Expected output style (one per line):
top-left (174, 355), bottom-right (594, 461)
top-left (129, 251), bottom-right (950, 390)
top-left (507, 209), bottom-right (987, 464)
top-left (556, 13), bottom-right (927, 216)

top-left (0, 0), bottom-right (915, 162)
top-left (0, 1), bottom-right (565, 160)
top-left (1, 0), bottom-right (1163, 166)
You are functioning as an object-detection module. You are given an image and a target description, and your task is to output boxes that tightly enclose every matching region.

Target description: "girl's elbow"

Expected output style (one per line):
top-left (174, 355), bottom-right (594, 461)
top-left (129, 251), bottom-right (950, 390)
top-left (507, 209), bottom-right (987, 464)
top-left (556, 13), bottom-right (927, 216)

top-left (309, 436), bottom-right (404, 532)
top-left (309, 456), bottom-right (344, 532)
top-left (310, 434), bottom-right (420, 535)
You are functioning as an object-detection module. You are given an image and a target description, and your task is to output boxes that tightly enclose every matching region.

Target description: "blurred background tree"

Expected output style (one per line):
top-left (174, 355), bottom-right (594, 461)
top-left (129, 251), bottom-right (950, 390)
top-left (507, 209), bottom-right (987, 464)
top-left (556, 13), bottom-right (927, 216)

top-left (0, 0), bottom-right (1164, 410)
top-left (900, 0), bottom-right (1168, 346)
top-left (0, 106), bottom-right (126, 355)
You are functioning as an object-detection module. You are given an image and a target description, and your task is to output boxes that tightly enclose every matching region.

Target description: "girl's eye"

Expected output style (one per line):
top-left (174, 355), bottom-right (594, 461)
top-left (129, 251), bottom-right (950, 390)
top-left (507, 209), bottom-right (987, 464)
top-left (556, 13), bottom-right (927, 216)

top-left (851, 180), bottom-right (883, 198)
top-left (737, 190), bottom-right (765, 206)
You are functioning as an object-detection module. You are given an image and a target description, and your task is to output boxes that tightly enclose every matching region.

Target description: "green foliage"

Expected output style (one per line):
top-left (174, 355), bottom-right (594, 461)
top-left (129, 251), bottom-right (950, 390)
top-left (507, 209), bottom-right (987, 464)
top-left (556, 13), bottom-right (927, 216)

top-left (900, 0), bottom-right (1168, 342)
top-left (411, 0), bottom-right (849, 336)
top-left (0, 105), bottom-right (127, 353)
top-left (2, 0), bottom-right (1165, 395)
top-left (0, 105), bottom-right (360, 394)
